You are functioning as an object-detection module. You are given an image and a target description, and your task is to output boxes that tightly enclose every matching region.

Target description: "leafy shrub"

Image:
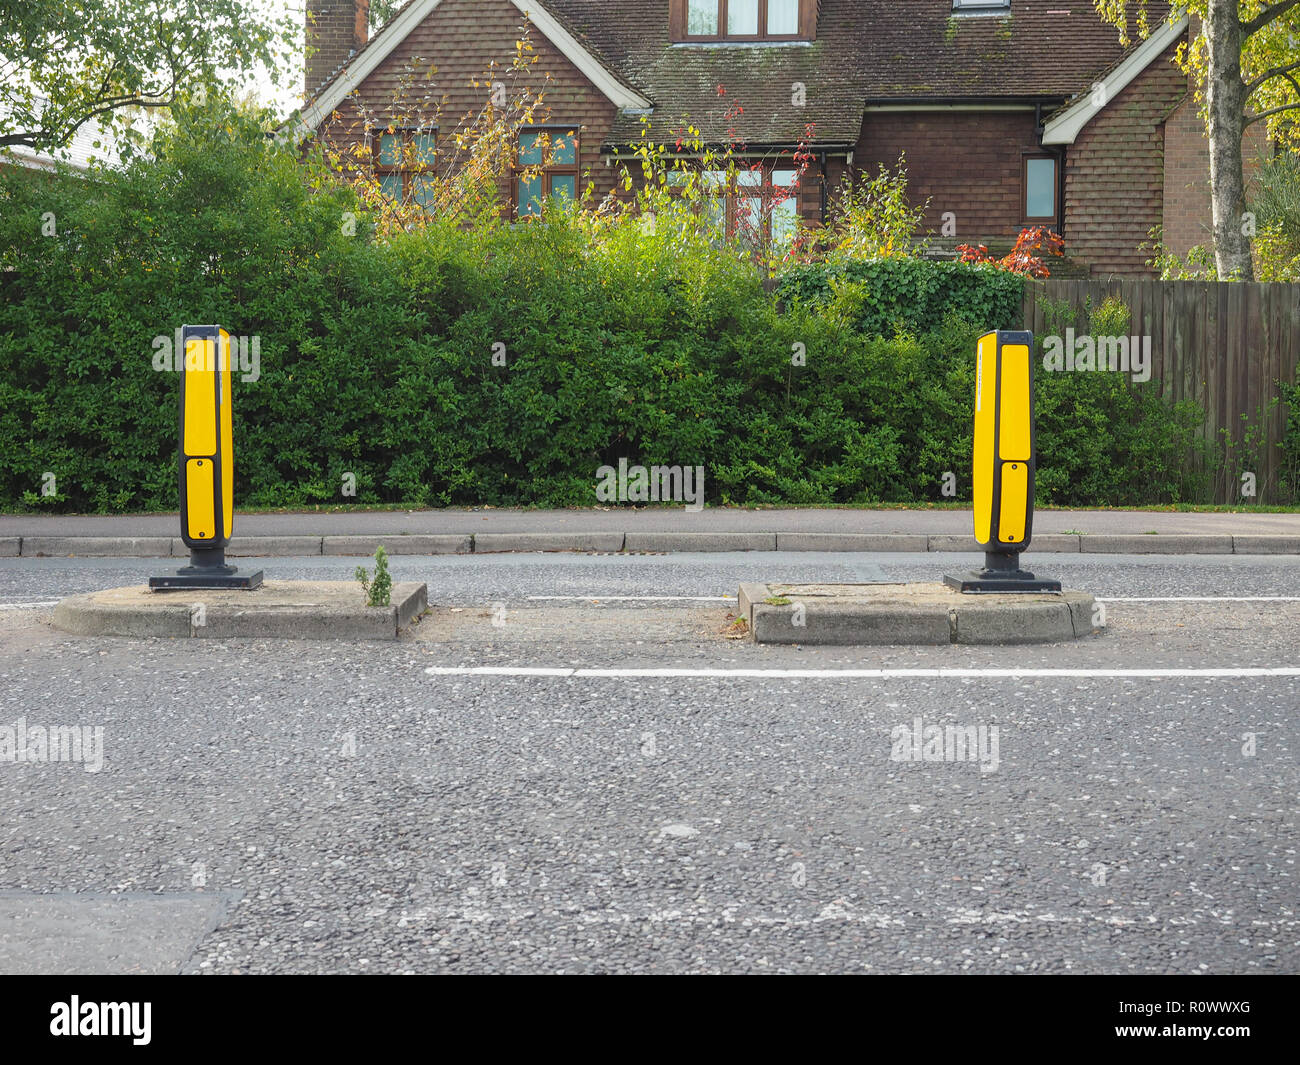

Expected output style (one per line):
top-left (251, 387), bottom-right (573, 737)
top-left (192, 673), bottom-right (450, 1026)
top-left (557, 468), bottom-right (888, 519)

top-left (957, 226), bottom-right (1065, 279)
top-left (355, 545), bottom-right (392, 607)
top-left (774, 257), bottom-right (1026, 339)
top-left (1252, 150), bottom-right (1300, 281)
top-left (0, 101), bottom-right (1218, 513)
top-left (823, 156), bottom-right (928, 260)
top-left (1279, 380), bottom-right (1300, 504)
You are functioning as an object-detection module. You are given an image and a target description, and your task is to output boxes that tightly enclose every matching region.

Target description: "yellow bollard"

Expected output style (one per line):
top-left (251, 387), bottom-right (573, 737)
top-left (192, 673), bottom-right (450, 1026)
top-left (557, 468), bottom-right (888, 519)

top-left (150, 325), bottom-right (262, 590)
top-left (945, 330), bottom-right (1060, 594)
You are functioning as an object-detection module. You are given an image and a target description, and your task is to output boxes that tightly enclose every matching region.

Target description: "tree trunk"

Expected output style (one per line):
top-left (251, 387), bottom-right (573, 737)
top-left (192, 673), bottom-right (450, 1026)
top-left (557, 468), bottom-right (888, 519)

top-left (1204, 0), bottom-right (1254, 280)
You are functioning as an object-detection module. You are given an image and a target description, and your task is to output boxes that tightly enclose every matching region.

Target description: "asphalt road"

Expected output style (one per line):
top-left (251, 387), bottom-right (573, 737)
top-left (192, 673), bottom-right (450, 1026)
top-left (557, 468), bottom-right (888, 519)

top-left (0, 551), bottom-right (1296, 974)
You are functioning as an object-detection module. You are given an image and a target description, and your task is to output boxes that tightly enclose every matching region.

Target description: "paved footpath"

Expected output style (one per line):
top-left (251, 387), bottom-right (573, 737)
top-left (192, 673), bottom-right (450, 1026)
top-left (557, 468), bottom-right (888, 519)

top-left (2, 507), bottom-right (1299, 557)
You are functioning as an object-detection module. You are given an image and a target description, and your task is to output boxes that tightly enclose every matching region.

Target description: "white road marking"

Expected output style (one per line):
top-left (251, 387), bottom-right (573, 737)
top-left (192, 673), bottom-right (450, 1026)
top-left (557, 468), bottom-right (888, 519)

top-left (527, 594), bottom-right (1299, 604)
top-left (1097, 596), bottom-right (1300, 603)
top-left (0, 601), bottom-right (60, 609)
top-left (426, 666), bottom-right (1300, 680)
top-left (381, 900), bottom-right (1298, 930)
top-left (526, 595), bottom-right (735, 602)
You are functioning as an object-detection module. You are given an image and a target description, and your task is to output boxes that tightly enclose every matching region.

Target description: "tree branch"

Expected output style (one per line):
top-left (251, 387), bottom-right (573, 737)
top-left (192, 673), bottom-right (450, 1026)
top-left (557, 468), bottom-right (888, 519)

top-left (0, 87), bottom-right (180, 152)
top-left (0, 131), bottom-right (48, 149)
top-left (1246, 58), bottom-right (1300, 94)
top-left (1244, 101), bottom-right (1300, 126)
top-left (1241, 0), bottom-right (1300, 39)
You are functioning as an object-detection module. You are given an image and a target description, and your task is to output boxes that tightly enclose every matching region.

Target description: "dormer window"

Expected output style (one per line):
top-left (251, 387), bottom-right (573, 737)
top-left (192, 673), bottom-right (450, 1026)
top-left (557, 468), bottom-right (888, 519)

top-left (672, 0), bottom-right (813, 43)
top-left (951, 0), bottom-right (1011, 12)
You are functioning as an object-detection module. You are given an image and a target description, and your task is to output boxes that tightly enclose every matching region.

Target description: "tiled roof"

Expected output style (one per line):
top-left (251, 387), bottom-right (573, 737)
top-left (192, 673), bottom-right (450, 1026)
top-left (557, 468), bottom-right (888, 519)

top-left (308, 1), bottom-right (1173, 148)
top-left (544, 0), bottom-right (1168, 146)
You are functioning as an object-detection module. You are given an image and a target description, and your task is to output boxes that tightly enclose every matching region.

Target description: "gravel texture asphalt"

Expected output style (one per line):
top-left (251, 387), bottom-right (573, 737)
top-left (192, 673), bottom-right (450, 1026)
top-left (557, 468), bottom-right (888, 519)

top-left (0, 551), bottom-right (1296, 974)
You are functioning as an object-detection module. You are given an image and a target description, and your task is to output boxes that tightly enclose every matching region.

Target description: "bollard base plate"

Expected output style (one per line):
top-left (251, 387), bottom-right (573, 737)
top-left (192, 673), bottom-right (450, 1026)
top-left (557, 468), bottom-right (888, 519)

top-left (944, 549), bottom-right (1061, 595)
top-left (149, 570), bottom-right (263, 591)
top-left (943, 572), bottom-right (1062, 594)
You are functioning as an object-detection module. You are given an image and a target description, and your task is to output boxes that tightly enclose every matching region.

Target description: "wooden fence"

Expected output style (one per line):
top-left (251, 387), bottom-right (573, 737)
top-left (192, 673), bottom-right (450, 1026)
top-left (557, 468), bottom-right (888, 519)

top-left (1022, 279), bottom-right (1300, 503)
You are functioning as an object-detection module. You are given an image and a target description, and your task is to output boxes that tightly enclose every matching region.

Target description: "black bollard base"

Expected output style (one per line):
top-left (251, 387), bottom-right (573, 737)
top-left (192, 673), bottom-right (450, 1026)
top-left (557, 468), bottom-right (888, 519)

top-left (943, 550), bottom-right (1062, 594)
top-left (149, 547), bottom-right (263, 591)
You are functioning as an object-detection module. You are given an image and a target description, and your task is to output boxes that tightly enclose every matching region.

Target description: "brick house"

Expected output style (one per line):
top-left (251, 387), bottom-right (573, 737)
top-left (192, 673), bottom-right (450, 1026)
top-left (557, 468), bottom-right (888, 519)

top-left (298, 0), bottom-right (1259, 277)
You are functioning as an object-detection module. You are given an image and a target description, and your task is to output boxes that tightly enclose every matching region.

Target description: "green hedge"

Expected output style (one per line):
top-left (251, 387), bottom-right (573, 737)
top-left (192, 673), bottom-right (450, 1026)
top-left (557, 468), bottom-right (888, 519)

top-left (775, 257), bottom-right (1027, 338)
top-left (0, 104), bottom-right (1213, 512)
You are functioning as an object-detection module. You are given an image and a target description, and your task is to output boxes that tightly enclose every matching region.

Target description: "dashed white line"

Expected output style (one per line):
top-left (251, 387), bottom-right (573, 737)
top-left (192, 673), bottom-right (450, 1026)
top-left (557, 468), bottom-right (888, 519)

top-left (0, 601), bottom-right (60, 610)
top-left (426, 666), bottom-right (1300, 680)
top-left (525, 594), bottom-right (1297, 604)
top-left (526, 595), bottom-right (735, 602)
top-left (1097, 596), bottom-right (1300, 603)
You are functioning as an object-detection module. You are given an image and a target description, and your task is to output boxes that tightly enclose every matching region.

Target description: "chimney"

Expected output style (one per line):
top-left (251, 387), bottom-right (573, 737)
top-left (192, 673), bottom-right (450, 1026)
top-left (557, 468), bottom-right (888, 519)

top-left (305, 0), bottom-right (370, 99)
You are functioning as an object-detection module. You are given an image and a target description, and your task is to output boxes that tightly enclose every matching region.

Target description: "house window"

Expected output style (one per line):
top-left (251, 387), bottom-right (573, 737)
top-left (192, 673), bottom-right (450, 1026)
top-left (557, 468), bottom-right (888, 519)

top-left (672, 165), bottom-right (801, 247)
top-left (1024, 156), bottom-right (1057, 220)
top-left (952, 0), bottom-right (1011, 12)
top-left (677, 0), bottom-right (806, 42)
top-left (515, 128), bottom-right (579, 218)
top-left (374, 128), bottom-right (437, 210)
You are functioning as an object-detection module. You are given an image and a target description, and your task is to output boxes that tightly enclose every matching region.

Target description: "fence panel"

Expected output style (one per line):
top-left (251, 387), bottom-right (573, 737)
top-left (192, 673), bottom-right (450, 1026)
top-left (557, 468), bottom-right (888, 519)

top-left (1023, 279), bottom-right (1300, 502)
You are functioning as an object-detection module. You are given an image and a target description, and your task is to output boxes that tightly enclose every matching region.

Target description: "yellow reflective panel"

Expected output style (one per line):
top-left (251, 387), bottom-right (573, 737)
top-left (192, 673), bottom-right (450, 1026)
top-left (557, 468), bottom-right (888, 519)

top-left (185, 458), bottom-right (216, 541)
top-left (998, 343), bottom-right (1031, 461)
top-left (997, 461), bottom-right (1028, 544)
top-left (183, 337), bottom-right (217, 457)
top-left (219, 330), bottom-right (234, 540)
top-left (972, 332), bottom-right (997, 545)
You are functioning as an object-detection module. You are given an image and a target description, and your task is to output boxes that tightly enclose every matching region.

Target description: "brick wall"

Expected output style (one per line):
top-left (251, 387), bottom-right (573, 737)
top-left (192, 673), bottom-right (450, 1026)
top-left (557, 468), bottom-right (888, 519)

top-left (1162, 79), bottom-right (1272, 259)
top-left (306, 0), bottom-right (370, 99)
top-left (854, 110), bottom-right (1047, 247)
top-left (311, 0), bottom-right (838, 226)
top-left (315, 0), bottom-right (622, 211)
top-left (1061, 41), bottom-right (1189, 277)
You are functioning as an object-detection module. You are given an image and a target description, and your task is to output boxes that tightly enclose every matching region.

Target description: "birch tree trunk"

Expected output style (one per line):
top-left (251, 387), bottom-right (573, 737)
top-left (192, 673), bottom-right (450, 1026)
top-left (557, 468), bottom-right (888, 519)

top-left (1204, 0), bottom-right (1255, 280)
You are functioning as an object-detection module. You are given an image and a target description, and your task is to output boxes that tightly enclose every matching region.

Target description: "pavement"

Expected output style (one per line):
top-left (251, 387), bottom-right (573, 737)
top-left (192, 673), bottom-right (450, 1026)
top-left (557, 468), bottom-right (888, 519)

top-left (1, 549), bottom-right (1297, 974)
top-left (3, 506), bottom-right (1300, 557)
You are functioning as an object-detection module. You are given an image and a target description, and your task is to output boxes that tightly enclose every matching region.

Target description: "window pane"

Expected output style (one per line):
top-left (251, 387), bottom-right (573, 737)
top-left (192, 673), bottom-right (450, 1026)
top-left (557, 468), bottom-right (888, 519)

top-left (550, 131), bottom-right (577, 166)
top-left (550, 174), bottom-right (576, 203)
top-left (701, 169), bottom-right (728, 190)
top-left (771, 168), bottom-right (797, 188)
top-left (412, 132), bottom-right (437, 166)
top-left (728, 0), bottom-right (759, 35)
top-left (687, 0), bottom-right (718, 35)
top-left (518, 130), bottom-right (543, 166)
top-left (737, 169), bottom-right (763, 188)
top-left (767, 0), bottom-right (798, 34)
top-left (378, 132), bottom-right (402, 166)
top-left (737, 195), bottom-right (763, 246)
top-left (772, 196), bottom-right (799, 245)
top-left (519, 173), bottom-right (543, 216)
top-left (379, 173), bottom-right (403, 201)
top-left (703, 195), bottom-right (727, 238)
top-left (412, 175), bottom-right (437, 211)
top-left (1026, 157), bottom-right (1056, 217)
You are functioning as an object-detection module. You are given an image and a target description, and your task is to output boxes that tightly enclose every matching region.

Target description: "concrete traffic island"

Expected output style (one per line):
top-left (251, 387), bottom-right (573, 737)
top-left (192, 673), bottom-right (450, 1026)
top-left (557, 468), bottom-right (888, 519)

top-left (52, 581), bottom-right (429, 641)
top-left (738, 582), bottom-right (1098, 646)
